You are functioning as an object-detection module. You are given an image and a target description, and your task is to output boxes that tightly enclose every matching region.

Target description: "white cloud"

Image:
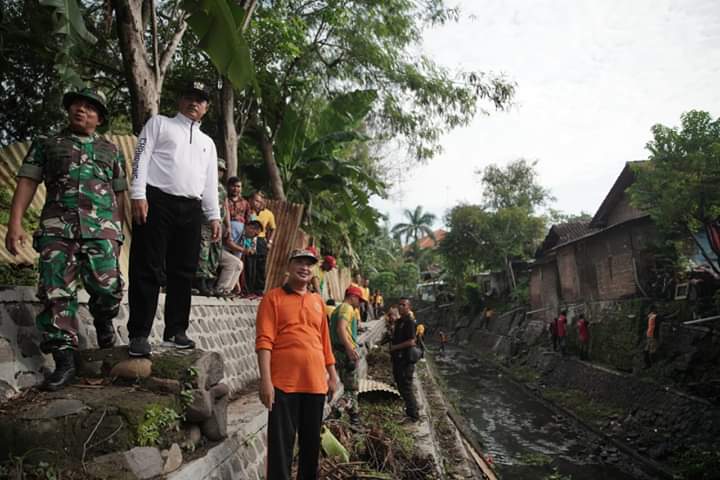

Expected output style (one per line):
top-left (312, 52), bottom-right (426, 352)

top-left (372, 0), bottom-right (720, 228)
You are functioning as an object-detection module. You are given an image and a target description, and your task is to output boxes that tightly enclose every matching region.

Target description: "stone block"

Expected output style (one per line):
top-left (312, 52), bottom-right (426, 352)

top-left (162, 443), bottom-right (183, 474)
top-left (111, 358), bottom-right (153, 380)
top-left (0, 338), bottom-right (15, 363)
top-left (124, 446), bottom-right (164, 479)
top-left (186, 390), bottom-right (213, 422)
top-left (200, 395), bottom-right (228, 441)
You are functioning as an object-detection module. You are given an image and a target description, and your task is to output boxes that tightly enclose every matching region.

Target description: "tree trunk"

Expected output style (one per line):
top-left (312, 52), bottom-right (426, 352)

top-left (260, 131), bottom-right (286, 201)
top-left (219, 0), bottom-right (257, 177)
top-left (112, 0), bottom-right (187, 134)
top-left (112, 0), bottom-right (159, 133)
top-left (219, 79), bottom-right (238, 176)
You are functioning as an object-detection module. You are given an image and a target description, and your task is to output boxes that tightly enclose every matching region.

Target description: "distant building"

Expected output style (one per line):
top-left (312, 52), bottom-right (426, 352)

top-left (530, 162), bottom-right (656, 321)
top-left (413, 229), bottom-right (447, 250)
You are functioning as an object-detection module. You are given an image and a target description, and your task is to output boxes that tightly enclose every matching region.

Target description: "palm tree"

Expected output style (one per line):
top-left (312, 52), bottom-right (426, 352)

top-left (392, 206), bottom-right (437, 248)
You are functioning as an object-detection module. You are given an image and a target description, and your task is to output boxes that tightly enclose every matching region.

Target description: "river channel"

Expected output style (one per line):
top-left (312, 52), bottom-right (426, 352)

top-left (430, 346), bottom-right (658, 480)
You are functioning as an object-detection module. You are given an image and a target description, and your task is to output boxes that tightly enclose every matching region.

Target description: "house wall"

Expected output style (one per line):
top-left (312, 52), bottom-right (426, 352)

top-left (556, 246), bottom-right (580, 302)
top-left (605, 193), bottom-right (645, 227)
top-left (528, 261), bottom-right (560, 323)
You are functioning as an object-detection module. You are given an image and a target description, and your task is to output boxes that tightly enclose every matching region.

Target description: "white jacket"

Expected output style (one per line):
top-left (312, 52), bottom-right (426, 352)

top-left (130, 113), bottom-right (220, 221)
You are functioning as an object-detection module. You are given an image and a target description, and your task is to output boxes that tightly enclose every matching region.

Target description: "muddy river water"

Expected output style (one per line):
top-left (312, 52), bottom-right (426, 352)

top-left (431, 346), bottom-right (658, 480)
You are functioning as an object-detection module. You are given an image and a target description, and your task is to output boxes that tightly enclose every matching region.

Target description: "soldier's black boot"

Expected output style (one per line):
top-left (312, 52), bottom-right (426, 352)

top-left (43, 350), bottom-right (76, 391)
top-left (95, 320), bottom-right (116, 349)
top-left (197, 278), bottom-right (213, 296)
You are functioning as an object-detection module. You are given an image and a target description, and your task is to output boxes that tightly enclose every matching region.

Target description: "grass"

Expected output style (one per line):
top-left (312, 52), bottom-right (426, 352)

top-left (507, 363), bottom-right (541, 383)
top-left (517, 451), bottom-right (552, 466)
top-left (542, 388), bottom-right (624, 426)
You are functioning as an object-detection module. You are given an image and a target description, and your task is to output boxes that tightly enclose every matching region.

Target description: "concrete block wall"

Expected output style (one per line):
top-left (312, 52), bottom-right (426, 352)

top-left (0, 287), bottom-right (260, 399)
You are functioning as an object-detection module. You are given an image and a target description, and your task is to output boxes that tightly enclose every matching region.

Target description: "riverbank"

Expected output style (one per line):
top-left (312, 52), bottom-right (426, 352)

top-left (420, 300), bottom-right (720, 480)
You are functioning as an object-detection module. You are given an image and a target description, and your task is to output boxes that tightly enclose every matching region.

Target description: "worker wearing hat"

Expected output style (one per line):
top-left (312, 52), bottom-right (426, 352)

top-left (128, 79), bottom-right (220, 357)
top-left (329, 284), bottom-right (365, 426)
top-left (5, 87), bottom-right (126, 390)
top-left (256, 249), bottom-right (339, 479)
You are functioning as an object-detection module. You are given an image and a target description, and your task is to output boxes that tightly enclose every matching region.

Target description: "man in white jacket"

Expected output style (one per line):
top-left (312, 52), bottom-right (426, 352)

top-left (127, 80), bottom-right (221, 357)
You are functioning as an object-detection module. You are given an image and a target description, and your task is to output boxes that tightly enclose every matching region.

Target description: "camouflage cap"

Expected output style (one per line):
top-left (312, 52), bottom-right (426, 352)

top-left (63, 88), bottom-right (109, 122)
top-left (217, 157), bottom-right (227, 171)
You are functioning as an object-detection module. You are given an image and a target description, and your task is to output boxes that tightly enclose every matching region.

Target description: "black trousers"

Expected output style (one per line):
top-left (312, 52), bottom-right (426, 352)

top-left (128, 186), bottom-right (203, 339)
top-left (267, 388), bottom-right (325, 480)
top-left (392, 359), bottom-right (418, 419)
top-left (252, 237), bottom-right (268, 294)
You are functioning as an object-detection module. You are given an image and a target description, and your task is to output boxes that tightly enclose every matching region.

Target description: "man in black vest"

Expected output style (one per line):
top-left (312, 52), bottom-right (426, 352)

top-left (390, 297), bottom-right (419, 422)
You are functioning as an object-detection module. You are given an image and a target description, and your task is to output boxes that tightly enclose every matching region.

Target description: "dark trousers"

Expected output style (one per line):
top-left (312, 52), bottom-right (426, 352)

top-left (392, 359), bottom-right (418, 419)
top-left (252, 237), bottom-right (268, 294)
top-left (579, 341), bottom-right (589, 360)
top-left (128, 186), bottom-right (203, 339)
top-left (244, 254), bottom-right (259, 294)
top-left (267, 388), bottom-right (325, 480)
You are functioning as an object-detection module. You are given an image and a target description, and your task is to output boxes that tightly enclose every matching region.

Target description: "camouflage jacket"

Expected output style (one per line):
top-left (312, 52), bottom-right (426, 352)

top-left (17, 130), bottom-right (128, 242)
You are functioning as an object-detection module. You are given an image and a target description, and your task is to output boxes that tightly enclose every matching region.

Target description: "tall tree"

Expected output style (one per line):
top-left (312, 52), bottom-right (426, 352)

top-left (479, 158), bottom-right (553, 211)
top-left (392, 206), bottom-right (437, 246)
top-left (629, 110), bottom-right (720, 271)
top-left (111, 0), bottom-right (189, 133)
top-left (238, 0), bottom-right (515, 199)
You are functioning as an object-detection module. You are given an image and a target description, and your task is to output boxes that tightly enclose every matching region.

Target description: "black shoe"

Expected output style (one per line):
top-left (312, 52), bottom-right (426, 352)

top-left (162, 333), bottom-right (196, 350)
top-left (42, 349), bottom-right (76, 391)
top-left (349, 413), bottom-right (361, 426)
top-left (95, 321), bottom-right (116, 349)
top-left (197, 279), bottom-right (214, 296)
top-left (129, 337), bottom-right (152, 357)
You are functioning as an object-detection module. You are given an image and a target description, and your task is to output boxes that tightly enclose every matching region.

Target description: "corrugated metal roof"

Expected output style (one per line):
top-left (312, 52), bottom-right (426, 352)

top-left (358, 378), bottom-right (400, 397)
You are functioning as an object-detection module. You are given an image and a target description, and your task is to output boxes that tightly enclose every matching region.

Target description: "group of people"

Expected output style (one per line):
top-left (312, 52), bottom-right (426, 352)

top-left (255, 254), bottom-right (424, 479)
top-left (3, 80), bottom-right (285, 388)
top-left (194, 178), bottom-right (277, 299)
top-left (549, 310), bottom-right (590, 358)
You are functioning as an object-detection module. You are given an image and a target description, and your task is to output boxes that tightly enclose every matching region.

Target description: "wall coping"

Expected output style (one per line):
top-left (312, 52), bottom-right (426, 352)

top-left (0, 286), bottom-right (259, 307)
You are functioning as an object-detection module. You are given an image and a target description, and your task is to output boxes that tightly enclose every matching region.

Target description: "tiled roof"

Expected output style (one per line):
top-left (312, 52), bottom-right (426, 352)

top-left (416, 229), bottom-right (447, 249)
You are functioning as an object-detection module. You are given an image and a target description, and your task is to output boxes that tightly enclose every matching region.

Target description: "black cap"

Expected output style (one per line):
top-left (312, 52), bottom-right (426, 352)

top-left (182, 80), bottom-right (211, 102)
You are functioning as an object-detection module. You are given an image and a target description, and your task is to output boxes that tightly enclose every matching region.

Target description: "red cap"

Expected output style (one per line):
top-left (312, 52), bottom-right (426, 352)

top-left (345, 285), bottom-right (365, 301)
top-left (322, 255), bottom-right (337, 271)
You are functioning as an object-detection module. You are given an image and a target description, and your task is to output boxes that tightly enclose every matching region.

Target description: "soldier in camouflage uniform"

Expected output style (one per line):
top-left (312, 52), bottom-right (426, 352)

top-left (195, 158), bottom-right (228, 295)
top-left (5, 88), bottom-right (126, 391)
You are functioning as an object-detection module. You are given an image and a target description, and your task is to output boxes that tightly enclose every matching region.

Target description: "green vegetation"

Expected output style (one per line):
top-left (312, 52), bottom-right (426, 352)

top-left (629, 110), bottom-right (720, 276)
top-left (543, 467), bottom-right (573, 480)
top-left (440, 159), bottom-right (551, 304)
top-left (136, 404), bottom-right (181, 447)
top-left (507, 363), bottom-right (541, 383)
top-left (671, 447), bottom-right (720, 480)
top-left (517, 451), bottom-right (552, 466)
top-left (542, 388), bottom-right (624, 427)
top-left (0, 263), bottom-right (38, 286)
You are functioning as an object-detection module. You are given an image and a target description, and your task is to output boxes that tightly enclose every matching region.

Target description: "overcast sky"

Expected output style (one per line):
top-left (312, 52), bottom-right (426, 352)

top-left (371, 0), bottom-right (720, 229)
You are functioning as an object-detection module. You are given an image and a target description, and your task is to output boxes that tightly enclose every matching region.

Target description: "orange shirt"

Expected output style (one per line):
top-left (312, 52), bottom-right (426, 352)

top-left (647, 313), bottom-right (656, 338)
top-left (256, 284), bottom-right (336, 394)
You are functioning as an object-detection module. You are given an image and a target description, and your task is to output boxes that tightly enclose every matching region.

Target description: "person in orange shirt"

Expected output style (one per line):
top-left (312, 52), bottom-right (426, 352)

top-left (644, 305), bottom-right (657, 368)
top-left (256, 249), bottom-right (339, 480)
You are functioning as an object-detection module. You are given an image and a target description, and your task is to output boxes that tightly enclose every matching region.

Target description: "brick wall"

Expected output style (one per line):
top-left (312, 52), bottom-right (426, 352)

top-left (556, 246), bottom-right (580, 302)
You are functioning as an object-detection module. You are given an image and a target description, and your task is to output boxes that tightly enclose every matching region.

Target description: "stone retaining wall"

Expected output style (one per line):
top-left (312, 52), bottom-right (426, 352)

top-left (0, 287), bottom-right (260, 399)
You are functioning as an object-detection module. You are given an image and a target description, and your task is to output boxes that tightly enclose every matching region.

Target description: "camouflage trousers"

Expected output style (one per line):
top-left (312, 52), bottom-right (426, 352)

top-left (35, 236), bottom-right (123, 351)
top-left (334, 349), bottom-right (359, 416)
top-left (196, 223), bottom-right (221, 280)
